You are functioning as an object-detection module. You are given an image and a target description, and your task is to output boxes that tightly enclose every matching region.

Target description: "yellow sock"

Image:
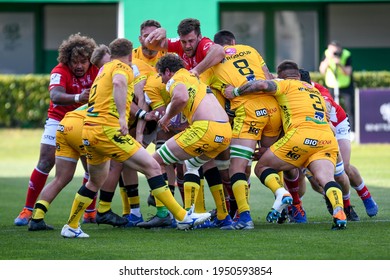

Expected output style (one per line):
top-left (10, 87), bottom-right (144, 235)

top-left (129, 194), bottom-right (140, 210)
top-left (32, 200), bottom-right (50, 220)
top-left (232, 179), bottom-right (250, 213)
top-left (278, 171), bottom-right (284, 183)
top-left (195, 183), bottom-right (207, 213)
top-left (184, 181), bottom-right (200, 210)
top-left (210, 184), bottom-right (228, 219)
top-left (152, 186), bottom-right (186, 221)
top-left (67, 193), bottom-right (93, 228)
top-left (97, 200), bottom-right (111, 214)
top-left (119, 187), bottom-right (130, 216)
top-left (155, 197), bottom-right (165, 208)
top-left (326, 187), bottom-right (344, 210)
top-left (263, 172), bottom-right (284, 194)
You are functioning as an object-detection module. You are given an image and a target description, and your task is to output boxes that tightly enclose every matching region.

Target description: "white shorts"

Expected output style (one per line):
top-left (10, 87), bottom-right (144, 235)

top-left (335, 118), bottom-right (351, 141)
top-left (40, 118), bottom-right (59, 146)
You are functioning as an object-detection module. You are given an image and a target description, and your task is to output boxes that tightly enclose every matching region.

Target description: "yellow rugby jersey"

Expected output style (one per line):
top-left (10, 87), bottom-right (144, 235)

top-left (273, 79), bottom-right (328, 130)
top-left (166, 68), bottom-right (207, 124)
top-left (132, 58), bottom-right (156, 85)
top-left (144, 73), bottom-right (171, 110)
top-left (86, 59), bottom-right (134, 126)
top-left (132, 46), bottom-right (166, 67)
top-left (203, 44), bottom-right (269, 109)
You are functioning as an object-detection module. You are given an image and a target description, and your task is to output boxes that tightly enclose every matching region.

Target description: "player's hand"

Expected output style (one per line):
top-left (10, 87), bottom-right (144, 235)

top-left (145, 28), bottom-right (166, 44)
top-left (145, 110), bottom-right (160, 122)
top-left (189, 69), bottom-right (199, 78)
top-left (158, 115), bottom-right (170, 132)
top-left (224, 85), bottom-right (235, 100)
top-left (118, 117), bottom-right (129, 136)
top-left (79, 88), bottom-right (90, 103)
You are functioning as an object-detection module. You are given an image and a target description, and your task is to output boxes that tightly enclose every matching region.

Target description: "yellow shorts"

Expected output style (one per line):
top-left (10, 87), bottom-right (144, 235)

top-left (271, 125), bottom-right (339, 168)
top-left (56, 115), bottom-right (85, 161)
top-left (82, 124), bottom-right (142, 165)
top-left (174, 120), bottom-right (232, 159)
top-left (232, 96), bottom-right (281, 140)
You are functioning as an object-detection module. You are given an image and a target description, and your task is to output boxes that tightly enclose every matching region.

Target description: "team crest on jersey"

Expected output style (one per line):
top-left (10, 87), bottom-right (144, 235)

top-left (50, 73), bottom-right (61, 85)
top-left (225, 47), bottom-right (237, 56)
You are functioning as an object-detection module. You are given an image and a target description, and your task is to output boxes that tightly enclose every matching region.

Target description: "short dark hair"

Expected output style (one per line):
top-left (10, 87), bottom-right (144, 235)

top-left (156, 54), bottom-right (185, 74)
top-left (140, 19), bottom-right (161, 33)
top-left (329, 40), bottom-right (342, 48)
top-left (177, 18), bottom-right (201, 37)
top-left (299, 69), bottom-right (311, 84)
top-left (109, 38), bottom-right (133, 58)
top-left (277, 60), bottom-right (299, 79)
top-left (214, 30), bottom-right (235, 46)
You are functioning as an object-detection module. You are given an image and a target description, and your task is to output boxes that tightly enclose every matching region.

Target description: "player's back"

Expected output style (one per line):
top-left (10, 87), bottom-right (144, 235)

top-left (274, 79), bottom-right (328, 130)
top-left (86, 59), bottom-right (134, 126)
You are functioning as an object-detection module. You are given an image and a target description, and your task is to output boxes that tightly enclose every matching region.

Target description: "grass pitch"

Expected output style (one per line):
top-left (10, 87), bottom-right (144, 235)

top-left (0, 129), bottom-right (389, 260)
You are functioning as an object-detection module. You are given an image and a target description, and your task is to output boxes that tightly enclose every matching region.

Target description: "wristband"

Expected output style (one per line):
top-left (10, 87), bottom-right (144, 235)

top-left (74, 94), bottom-right (80, 103)
top-left (233, 87), bottom-right (240, 97)
top-left (135, 109), bottom-right (147, 119)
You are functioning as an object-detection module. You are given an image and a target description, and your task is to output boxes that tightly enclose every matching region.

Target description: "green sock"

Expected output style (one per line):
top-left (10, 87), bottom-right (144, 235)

top-left (156, 206), bottom-right (169, 218)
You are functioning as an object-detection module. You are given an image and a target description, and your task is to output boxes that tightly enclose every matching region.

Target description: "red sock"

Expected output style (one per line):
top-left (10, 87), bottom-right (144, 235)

top-left (284, 176), bottom-right (300, 204)
top-left (82, 173), bottom-right (89, 186)
top-left (25, 168), bottom-right (49, 209)
top-left (343, 199), bottom-right (351, 208)
top-left (356, 186), bottom-right (371, 200)
top-left (86, 195), bottom-right (97, 212)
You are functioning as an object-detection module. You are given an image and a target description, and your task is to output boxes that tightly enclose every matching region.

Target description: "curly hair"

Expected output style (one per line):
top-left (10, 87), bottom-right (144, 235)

top-left (57, 33), bottom-right (97, 65)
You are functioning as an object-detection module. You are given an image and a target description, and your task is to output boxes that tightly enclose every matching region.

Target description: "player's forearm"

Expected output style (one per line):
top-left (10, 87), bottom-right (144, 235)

top-left (192, 44), bottom-right (225, 75)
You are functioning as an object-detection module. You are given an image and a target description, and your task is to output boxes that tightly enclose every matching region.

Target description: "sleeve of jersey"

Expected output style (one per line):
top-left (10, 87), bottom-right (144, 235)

top-left (48, 67), bottom-right (68, 91)
top-left (145, 87), bottom-right (165, 110)
top-left (112, 64), bottom-right (131, 83)
top-left (198, 38), bottom-right (214, 57)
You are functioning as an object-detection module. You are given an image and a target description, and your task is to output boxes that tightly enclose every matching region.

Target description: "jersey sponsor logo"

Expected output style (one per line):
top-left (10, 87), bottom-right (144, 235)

top-left (83, 139), bottom-right (90, 146)
top-left (43, 134), bottom-right (55, 141)
top-left (255, 109), bottom-right (267, 117)
top-left (214, 135), bottom-right (224, 143)
top-left (314, 111), bottom-right (325, 122)
top-left (225, 47), bottom-right (237, 56)
top-left (50, 73), bottom-right (61, 85)
top-left (303, 138), bottom-right (318, 146)
top-left (194, 144), bottom-right (209, 155)
top-left (246, 74), bottom-right (256, 82)
top-left (57, 124), bottom-right (65, 132)
top-left (285, 150), bottom-right (301, 160)
top-left (225, 50), bottom-right (252, 61)
top-left (203, 42), bottom-right (213, 51)
top-left (248, 121), bottom-right (260, 135)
